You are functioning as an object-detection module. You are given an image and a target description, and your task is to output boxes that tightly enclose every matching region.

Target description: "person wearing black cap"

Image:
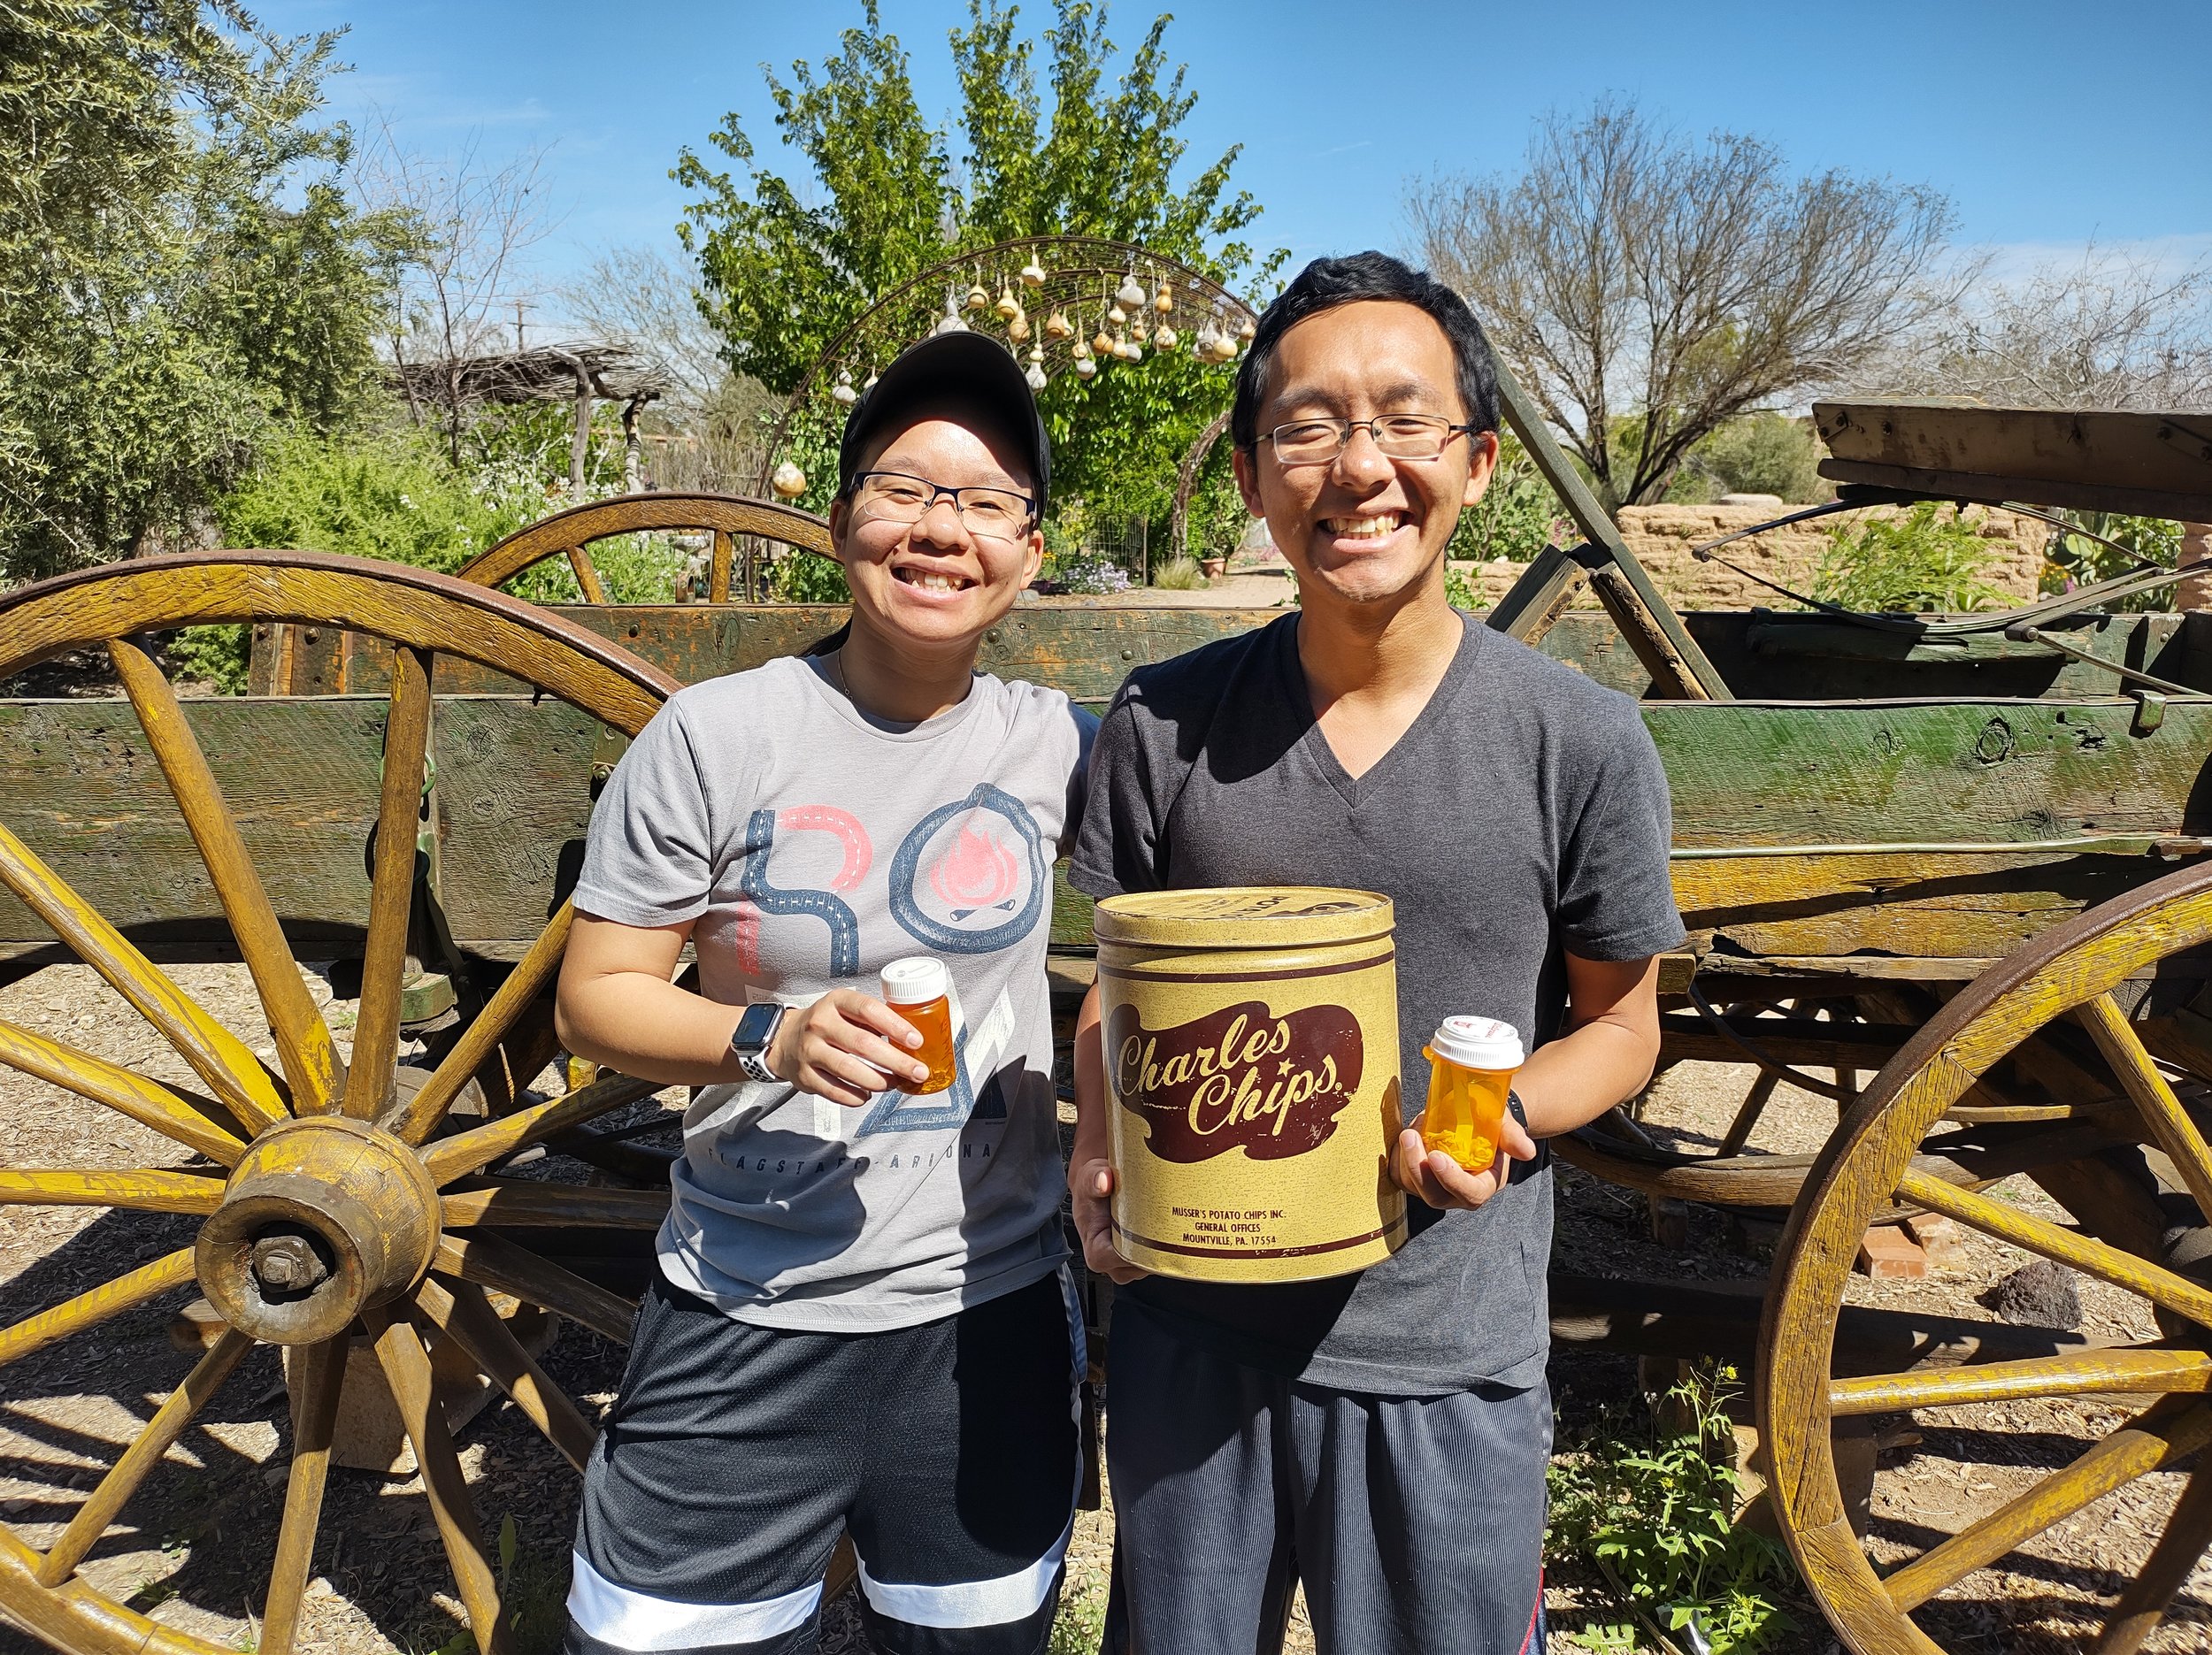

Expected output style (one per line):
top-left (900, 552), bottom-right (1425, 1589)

top-left (554, 329), bottom-right (1094, 1655)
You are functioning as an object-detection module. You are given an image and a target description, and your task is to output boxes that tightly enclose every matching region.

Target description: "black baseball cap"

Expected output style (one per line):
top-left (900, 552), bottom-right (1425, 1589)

top-left (836, 330), bottom-right (1051, 516)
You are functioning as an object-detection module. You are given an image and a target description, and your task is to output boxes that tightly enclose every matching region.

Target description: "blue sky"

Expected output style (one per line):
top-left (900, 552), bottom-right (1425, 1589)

top-left (257, 0), bottom-right (2211, 320)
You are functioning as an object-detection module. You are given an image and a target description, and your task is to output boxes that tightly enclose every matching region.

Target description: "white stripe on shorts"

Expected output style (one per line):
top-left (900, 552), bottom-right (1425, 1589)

top-left (567, 1549), bottom-right (822, 1649)
top-left (856, 1513), bottom-right (1073, 1629)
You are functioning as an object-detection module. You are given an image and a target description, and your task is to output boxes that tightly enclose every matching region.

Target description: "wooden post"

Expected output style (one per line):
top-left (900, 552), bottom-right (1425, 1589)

top-left (622, 396), bottom-right (645, 494)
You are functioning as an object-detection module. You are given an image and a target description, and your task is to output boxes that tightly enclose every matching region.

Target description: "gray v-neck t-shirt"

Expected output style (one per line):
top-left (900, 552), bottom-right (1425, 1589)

top-left (1071, 611), bottom-right (1683, 1392)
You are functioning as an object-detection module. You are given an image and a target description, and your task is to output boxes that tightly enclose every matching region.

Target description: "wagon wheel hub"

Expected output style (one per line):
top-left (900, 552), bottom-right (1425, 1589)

top-left (194, 1116), bottom-right (441, 1345)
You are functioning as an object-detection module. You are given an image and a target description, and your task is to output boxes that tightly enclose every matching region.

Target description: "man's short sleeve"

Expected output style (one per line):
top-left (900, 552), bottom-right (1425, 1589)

top-left (1555, 708), bottom-right (1686, 961)
top-left (572, 698), bottom-right (719, 930)
top-left (1069, 686), bottom-right (1161, 900)
top-left (1057, 704), bottom-right (1102, 860)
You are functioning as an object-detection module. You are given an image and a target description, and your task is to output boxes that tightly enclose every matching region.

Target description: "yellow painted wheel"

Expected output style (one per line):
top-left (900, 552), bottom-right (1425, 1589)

top-left (0, 552), bottom-right (681, 1655)
top-left (1762, 859), bottom-right (2212, 1655)
top-left (455, 491), bottom-right (833, 603)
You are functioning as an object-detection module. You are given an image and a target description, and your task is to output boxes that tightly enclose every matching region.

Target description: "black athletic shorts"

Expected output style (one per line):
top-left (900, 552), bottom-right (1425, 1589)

top-left (564, 1267), bottom-right (1083, 1655)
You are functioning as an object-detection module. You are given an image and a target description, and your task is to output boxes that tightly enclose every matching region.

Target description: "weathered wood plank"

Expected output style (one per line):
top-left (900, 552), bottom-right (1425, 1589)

top-left (7, 692), bottom-right (2212, 962)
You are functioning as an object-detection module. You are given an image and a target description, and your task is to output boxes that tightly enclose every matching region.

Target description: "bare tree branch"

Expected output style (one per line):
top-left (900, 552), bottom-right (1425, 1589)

top-left (1409, 100), bottom-right (1962, 506)
top-left (1854, 242), bottom-right (2212, 410)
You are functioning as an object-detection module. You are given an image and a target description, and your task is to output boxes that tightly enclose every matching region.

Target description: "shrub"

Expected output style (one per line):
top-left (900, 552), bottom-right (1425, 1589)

top-left (1547, 1366), bottom-right (1797, 1654)
top-left (765, 549), bottom-right (852, 604)
top-left (2043, 512), bottom-right (2184, 610)
top-left (1811, 502), bottom-right (2008, 613)
top-left (1149, 556), bottom-right (1209, 590)
top-left (1055, 555), bottom-right (1132, 595)
top-left (1683, 412), bottom-right (1826, 503)
top-left (1450, 428), bottom-right (1567, 563)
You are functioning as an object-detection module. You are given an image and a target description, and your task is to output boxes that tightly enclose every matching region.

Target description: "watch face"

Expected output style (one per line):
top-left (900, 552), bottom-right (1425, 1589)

top-left (733, 1002), bottom-right (782, 1052)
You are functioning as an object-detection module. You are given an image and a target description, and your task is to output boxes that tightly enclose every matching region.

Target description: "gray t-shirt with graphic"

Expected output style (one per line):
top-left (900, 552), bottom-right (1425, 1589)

top-left (574, 655), bottom-right (1094, 1332)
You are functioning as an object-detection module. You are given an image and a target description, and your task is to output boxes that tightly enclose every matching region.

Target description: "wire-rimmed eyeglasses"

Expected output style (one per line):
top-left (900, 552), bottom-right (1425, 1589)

top-left (1265, 415), bottom-right (1476, 466)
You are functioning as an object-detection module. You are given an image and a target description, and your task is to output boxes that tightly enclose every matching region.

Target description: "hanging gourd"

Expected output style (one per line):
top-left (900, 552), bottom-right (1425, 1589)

top-left (771, 461), bottom-right (808, 499)
top-left (1107, 304), bottom-right (1127, 329)
top-left (1018, 257), bottom-right (1048, 288)
top-left (1025, 362), bottom-right (1048, 392)
top-left (995, 284), bottom-right (1021, 321)
top-left (1044, 310), bottom-right (1073, 341)
top-left (830, 368), bottom-right (858, 406)
top-left (863, 372), bottom-right (880, 392)
top-left (1009, 311), bottom-right (1031, 343)
top-left (1154, 279), bottom-right (1174, 314)
top-left (935, 291), bottom-right (967, 335)
top-left (1092, 326), bottom-right (1116, 356)
top-left (1074, 355), bottom-right (1097, 379)
top-left (965, 283), bottom-right (990, 312)
top-left (1154, 324), bottom-right (1179, 350)
top-left (1117, 272), bottom-right (1148, 310)
top-left (1121, 337), bottom-right (1144, 363)
top-left (1236, 315), bottom-right (1257, 341)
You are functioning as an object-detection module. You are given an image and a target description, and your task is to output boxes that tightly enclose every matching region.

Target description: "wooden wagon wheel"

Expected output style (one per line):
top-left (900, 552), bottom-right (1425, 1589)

top-left (0, 551), bottom-right (681, 1655)
top-left (455, 491), bottom-right (833, 603)
top-left (1762, 859), bottom-right (2212, 1655)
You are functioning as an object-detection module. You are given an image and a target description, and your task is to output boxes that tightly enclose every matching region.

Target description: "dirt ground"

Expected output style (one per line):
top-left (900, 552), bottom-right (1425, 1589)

top-left (0, 965), bottom-right (2206, 1654)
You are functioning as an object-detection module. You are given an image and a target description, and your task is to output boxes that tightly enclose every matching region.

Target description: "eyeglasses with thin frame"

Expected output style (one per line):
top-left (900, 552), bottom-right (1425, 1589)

top-left (849, 470), bottom-right (1037, 540)
top-left (1265, 414), bottom-right (1476, 467)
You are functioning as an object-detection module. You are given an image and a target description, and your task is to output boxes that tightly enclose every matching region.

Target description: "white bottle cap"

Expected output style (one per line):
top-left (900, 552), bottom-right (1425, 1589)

top-left (880, 957), bottom-right (948, 1005)
top-left (1428, 1015), bottom-right (1524, 1070)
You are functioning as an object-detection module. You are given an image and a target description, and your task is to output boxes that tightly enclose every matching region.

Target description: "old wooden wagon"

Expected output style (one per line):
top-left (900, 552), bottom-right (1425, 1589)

top-left (1, 390), bottom-right (2210, 1655)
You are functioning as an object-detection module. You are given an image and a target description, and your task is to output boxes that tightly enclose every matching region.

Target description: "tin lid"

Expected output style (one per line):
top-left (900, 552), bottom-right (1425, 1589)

top-left (1093, 886), bottom-right (1394, 949)
top-left (1428, 1015), bottom-right (1524, 1070)
top-left (880, 957), bottom-right (948, 1004)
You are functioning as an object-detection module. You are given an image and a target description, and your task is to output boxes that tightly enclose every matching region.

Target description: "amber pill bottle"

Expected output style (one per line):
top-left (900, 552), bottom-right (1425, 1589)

top-left (1419, 1015), bottom-right (1524, 1174)
top-left (880, 957), bottom-right (957, 1095)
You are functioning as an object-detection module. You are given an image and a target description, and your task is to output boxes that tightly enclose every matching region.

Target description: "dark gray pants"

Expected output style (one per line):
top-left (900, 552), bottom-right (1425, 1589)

top-left (1102, 1299), bottom-right (1549, 1655)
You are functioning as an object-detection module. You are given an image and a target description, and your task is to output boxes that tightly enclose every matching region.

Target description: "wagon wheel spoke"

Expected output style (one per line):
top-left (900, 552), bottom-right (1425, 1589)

top-left (439, 1179), bottom-right (671, 1230)
top-left (0, 1021), bottom-right (242, 1165)
top-left (432, 1232), bottom-right (636, 1345)
top-left (0, 1247), bottom-right (196, 1368)
top-left (2077, 991), bottom-right (2212, 1220)
top-left (414, 1275), bottom-right (597, 1473)
top-left (0, 823), bottom-right (284, 1133)
top-left (1717, 1071), bottom-right (1779, 1158)
top-left (2093, 1459), bottom-right (2212, 1654)
top-left (420, 1070), bottom-right (664, 1185)
top-left (108, 638), bottom-right (340, 1114)
top-left (383, 904), bottom-right (574, 1144)
top-left (343, 646), bottom-right (434, 1122)
top-left (565, 545), bottom-right (608, 604)
top-left (0, 1169), bottom-right (223, 1215)
top-left (365, 1306), bottom-right (512, 1655)
top-left (1895, 1167), bottom-right (2212, 1329)
top-left (1828, 1347), bottom-right (2212, 1417)
top-left (35, 1328), bottom-right (255, 1585)
top-left (1881, 1397), bottom-right (2212, 1612)
top-left (261, 1333), bottom-right (347, 1655)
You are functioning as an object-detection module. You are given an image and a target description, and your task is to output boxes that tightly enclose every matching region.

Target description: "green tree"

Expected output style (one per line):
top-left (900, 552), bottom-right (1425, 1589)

top-left (0, 0), bottom-right (407, 579)
top-left (675, 0), bottom-right (1277, 517)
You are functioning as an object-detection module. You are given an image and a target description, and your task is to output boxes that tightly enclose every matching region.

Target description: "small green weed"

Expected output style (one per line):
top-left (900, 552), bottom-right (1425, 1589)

top-left (1547, 1365), bottom-right (1796, 1654)
top-left (1049, 1555), bottom-right (1110, 1654)
top-left (1811, 502), bottom-right (2007, 614)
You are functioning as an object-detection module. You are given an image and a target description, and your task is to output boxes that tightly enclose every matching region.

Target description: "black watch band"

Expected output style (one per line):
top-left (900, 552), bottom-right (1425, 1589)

top-left (1507, 1089), bottom-right (1528, 1129)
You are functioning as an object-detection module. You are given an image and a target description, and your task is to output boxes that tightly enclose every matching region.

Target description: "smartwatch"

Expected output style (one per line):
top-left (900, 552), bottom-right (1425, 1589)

top-left (728, 1003), bottom-right (787, 1084)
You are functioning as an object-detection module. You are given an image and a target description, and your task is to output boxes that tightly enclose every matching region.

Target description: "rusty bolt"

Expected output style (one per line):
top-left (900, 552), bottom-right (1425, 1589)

top-left (592, 762), bottom-right (615, 783)
top-left (251, 1234), bottom-right (328, 1294)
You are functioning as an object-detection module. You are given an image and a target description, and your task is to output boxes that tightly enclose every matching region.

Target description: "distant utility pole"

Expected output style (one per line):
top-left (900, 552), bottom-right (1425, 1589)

top-left (512, 298), bottom-right (530, 350)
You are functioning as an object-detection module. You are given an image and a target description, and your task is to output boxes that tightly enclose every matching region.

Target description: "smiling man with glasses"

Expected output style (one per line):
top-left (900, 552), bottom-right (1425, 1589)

top-left (1068, 253), bottom-right (1685, 1654)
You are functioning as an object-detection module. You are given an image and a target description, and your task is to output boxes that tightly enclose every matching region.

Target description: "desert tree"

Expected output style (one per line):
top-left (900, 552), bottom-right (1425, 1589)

top-left (1862, 243), bottom-right (2212, 410)
top-left (1409, 99), bottom-right (1960, 508)
top-left (353, 116), bottom-right (554, 462)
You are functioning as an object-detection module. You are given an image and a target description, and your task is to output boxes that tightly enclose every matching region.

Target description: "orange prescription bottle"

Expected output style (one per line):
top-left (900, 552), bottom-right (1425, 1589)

top-left (880, 957), bottom-right (957, 1095)
top-left (1420, 1016), bottom-right (1525, 1174)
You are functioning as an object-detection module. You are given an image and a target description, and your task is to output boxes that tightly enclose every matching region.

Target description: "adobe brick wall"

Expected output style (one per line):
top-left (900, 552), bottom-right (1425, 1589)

top-left (1461, 502), bottom-right (2052, 610)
